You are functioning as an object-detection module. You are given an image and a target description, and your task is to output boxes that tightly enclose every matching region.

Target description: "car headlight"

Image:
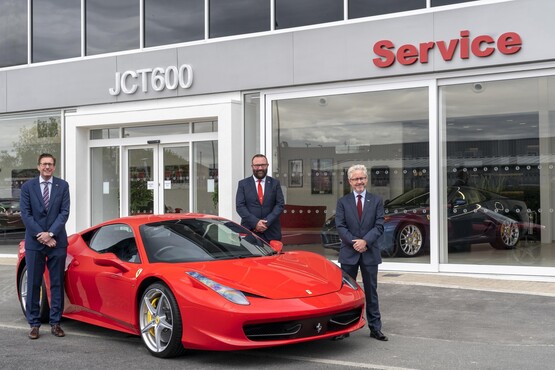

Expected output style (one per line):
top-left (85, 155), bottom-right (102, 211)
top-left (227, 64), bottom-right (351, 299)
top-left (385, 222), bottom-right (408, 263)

top-left (186, 271), bottom-right (250, 305)
top-left (341, 270), bottom-right (359, 291)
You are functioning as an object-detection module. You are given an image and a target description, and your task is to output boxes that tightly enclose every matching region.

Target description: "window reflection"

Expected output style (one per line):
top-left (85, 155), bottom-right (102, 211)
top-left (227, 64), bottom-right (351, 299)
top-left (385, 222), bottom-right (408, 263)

top-left (33, 0), bottom-right (80, 62)
top-left (272, 88), bottom-right (429, 263)
top-left (348, 0), bottom-right (425, 19)
top-left (441, 77), bottom-right (555, 267)
top-left (275, 0), bottom-right (343, 29)
top-left (145, 0), bottom-right (204, 47)
top-left (86, 0), bottom-right (139, 55)
top-left (209, 0), bottom-right (270, 38)
top-left (0, 113), bottom-right (62, 240)
top-left (0, 0), bottom-right (27, 67)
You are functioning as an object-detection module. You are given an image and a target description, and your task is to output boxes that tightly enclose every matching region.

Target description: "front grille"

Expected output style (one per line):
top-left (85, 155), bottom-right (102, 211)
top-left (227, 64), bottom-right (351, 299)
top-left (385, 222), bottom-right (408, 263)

top-left (321, 233), bottom-right (340, 248)
top-left (244, 307), bottom-right (362, 341)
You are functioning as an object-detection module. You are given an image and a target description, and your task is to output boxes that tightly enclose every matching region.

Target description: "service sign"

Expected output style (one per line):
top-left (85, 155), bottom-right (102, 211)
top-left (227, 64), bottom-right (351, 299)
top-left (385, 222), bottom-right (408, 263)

top-left (372, 30), bottom-right (522, 68)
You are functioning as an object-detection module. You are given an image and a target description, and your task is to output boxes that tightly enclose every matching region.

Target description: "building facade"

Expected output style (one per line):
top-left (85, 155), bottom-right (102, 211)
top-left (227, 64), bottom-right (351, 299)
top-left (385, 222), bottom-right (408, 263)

top-left (1, 0), bottom-right (555, 279)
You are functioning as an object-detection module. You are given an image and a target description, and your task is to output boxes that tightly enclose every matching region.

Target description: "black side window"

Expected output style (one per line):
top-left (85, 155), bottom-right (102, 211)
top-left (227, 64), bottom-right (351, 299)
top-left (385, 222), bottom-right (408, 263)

top-left (89, 224), bottom-right (140, 263)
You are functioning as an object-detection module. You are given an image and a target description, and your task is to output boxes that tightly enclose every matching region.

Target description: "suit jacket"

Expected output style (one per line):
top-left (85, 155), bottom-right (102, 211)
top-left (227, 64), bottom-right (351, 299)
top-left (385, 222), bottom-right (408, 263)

top-left (336, 191), bottom-right (384, 266)
top-left (236, 176), bottom-right (284, 241)
top-left (20, 176), bottom-right (70, 251)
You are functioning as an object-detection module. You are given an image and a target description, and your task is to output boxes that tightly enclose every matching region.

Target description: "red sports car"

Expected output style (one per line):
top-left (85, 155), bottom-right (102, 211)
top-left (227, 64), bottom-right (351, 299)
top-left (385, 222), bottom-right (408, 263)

top-left (16, 214), bottom-right (365, 358)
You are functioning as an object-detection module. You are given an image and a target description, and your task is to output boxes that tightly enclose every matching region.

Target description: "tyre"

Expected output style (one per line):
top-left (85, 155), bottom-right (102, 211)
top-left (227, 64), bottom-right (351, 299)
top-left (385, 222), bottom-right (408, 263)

top-left (18, 265), bottom-right (50, 323)
top-left (395, 223), bottom-right (424, 257)
top-left (139, 282), bottom-right (185, 358)
top-left (490, 218), bottom-right (520, 250)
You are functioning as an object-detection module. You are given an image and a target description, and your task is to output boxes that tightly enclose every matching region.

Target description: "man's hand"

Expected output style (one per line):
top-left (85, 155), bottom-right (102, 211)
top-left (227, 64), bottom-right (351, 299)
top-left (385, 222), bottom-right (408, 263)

top-left (36, 232), bottom-right (57, 248)
top-left (255, 219), bottom-right (268, 233)
top-left (352, 238), bottom-right (368, 253)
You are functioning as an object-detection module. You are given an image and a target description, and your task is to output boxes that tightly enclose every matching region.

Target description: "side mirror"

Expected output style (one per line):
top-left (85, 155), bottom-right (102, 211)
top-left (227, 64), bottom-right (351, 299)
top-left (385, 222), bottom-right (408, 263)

top-left (269, 240), bottom-right (283, 253)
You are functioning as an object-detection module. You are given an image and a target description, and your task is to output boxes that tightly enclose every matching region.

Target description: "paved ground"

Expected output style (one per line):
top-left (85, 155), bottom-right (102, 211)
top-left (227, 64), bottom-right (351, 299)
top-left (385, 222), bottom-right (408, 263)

top-left (3, 255), bottom-right (555, 369)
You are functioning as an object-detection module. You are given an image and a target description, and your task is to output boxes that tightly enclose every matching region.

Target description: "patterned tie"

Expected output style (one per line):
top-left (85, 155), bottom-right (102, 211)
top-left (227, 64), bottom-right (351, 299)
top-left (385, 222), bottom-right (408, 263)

top-left (42, 181), bottom-right (50, 210)
top-left (257, 180), bottom-right (264, 205)
top-left (357, 194), bottom-right (362, 219)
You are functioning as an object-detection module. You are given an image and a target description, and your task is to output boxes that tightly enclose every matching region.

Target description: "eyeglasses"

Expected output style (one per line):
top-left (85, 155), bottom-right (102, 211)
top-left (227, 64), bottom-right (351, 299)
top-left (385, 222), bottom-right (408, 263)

top-left (252, 164), bottom-right (268, 168)
top-left (350, 176), bottom-right (367, 182)
top-left (39, 163), bottom-right (55, 167)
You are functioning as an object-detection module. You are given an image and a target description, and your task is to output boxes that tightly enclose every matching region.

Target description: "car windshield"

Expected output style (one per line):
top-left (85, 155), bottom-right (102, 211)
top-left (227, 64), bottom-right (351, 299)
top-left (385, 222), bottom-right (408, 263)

top-left (140, 218), bottom-right (276, 263)
top-left (386, 188), bottom-right (429, 208)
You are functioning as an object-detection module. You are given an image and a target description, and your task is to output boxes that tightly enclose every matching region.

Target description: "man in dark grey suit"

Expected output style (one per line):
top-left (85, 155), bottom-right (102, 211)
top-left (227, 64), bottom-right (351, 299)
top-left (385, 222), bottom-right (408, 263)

top-left (20, 153), bottom-right (70, 339)
top-left (336, 164), bottom-right (387, 341)
top-left (236, 154), bottom-right (284, 241)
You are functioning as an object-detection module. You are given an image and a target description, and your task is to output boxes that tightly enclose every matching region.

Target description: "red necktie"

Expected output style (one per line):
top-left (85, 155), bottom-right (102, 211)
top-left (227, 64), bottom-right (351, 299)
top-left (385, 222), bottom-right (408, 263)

top-left (357, 194), bottom-right (362, 219)
top-left (257, 180), bottom-right (264, 205)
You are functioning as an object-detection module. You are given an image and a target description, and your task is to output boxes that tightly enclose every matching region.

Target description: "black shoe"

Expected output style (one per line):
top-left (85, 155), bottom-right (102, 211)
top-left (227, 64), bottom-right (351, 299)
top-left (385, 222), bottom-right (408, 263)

top-left (28, 326), bottom-right (40, 340)
top-left (370, 329), bottom-right (388, 341)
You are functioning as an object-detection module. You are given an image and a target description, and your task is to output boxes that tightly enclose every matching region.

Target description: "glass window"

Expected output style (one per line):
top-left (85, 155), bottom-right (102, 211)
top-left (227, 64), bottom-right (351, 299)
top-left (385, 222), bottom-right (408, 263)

top-left (209, 0), bottom-right (270, 38)
top-left (244, 93), bottom-right (261, 172)
top-left (86, 0), bottom-right (139, 56)
top-left (123, 123), bottom-right (190, 138)
top-left (32, 0), bottom-right (81, 63)
top-left (91, 147), bottom-right (120, 224)
top-left (432, 0), bottom-right (476, 6)
top-left (145, 0), bottom-right (204, 47)
top-left (192, 120), bottom-right (218, 133)
top-left (0, 0), bottom-right (27, 67)
top-left (272, 88), bottom-right (429, 262)
top-left (275, 0), bottom-right (343, 29)
top-left (194, 141), bottom-right (218, 214)
top-left (90, 128), bottom-right (121, 140)
top-left (441, 76), bottom-right (555, 267)
top-left (349, 0), bottom-right (425, 18)
top-left (0, 113), bottom-right (62, 241)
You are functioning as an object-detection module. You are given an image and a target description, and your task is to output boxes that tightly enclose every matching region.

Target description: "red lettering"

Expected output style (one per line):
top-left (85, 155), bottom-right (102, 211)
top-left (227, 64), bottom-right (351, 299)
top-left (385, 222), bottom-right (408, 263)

top-left (436, 39), bottom-right (459, 61)
top-left (372, 40), bottom-right (396, 67)
top-left (397, 44), bottom-right (419, 65)
top-left (372, 30), bottom-right (522, 68)
top-left (497, 32), bottom-right (522, 54)
top-left (419, 42), bottom-right (435, 64)
top-left (460, 30), bottom-right (470, 59)
top-left (471, 35), bottom-right (495, 57)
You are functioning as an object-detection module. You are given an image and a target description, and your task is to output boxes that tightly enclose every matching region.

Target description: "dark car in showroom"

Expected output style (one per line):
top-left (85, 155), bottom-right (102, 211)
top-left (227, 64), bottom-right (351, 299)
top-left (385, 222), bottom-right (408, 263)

top-left (0, 198), bottom-right (24, 233)
top-left (321, 186), bottom-right (534, 257)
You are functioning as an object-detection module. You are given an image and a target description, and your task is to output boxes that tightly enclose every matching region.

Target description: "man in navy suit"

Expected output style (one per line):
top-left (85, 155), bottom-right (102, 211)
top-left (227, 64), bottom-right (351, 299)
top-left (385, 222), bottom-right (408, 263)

top-left (236, 154), bottom-right (284, 241)
top-left (20, 153), bottom-right (70, 339)
top-left (336, 164), bottom-right (387, 341)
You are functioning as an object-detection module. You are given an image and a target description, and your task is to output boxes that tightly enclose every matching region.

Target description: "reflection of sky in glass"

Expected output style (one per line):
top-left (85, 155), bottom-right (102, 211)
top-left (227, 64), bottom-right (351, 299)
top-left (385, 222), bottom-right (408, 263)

top-left (33, 0), bottom-right (81, 62)
top-left (275, 88), bottom-right (429, 148)
top-left (145, 0), bottom-right (204, 47)
top-left (209, 0), bottom-right (270, 38)
top-left (0, 0), bottom-right (27, 67)
top-left (275, 0), bottom-right (342, 29)
top-left (86, 0), bottom-right (139, 55)
top-left (348, 0), bottom-right (425, 19)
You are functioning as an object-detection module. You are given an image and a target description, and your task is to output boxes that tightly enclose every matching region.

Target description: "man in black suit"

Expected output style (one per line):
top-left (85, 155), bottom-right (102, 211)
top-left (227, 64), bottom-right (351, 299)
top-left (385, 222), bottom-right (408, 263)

top-left (20, 153), bottom-right (70, 339)
top-left (336, 164), bottom-right (387, 341)
top-left (236, 154), bottom-right (284, 241)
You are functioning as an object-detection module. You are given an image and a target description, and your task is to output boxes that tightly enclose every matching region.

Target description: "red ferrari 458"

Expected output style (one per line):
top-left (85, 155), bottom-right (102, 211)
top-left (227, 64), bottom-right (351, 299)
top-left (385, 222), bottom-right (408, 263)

top-left (16, 214), bottom-right (365, 357)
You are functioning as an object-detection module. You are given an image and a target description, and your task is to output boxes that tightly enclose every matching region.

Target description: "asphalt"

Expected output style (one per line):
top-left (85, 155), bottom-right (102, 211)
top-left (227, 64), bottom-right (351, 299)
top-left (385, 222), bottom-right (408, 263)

top-left (3, 254), bottom-right (555, 297)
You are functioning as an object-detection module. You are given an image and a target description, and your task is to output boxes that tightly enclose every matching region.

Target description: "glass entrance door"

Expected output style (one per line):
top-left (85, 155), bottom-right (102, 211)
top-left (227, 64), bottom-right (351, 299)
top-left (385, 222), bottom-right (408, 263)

top-left (126, 145), bottom-right (189, 216)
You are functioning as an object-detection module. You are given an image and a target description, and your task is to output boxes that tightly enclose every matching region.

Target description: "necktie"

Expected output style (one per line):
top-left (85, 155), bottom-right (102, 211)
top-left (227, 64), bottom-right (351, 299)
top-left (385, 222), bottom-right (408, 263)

top-left (357, 194), bottom-right (362, 219)
top-left (42, 181), bottom-right (50, 209)
top-left (257, 180), bottom-right (264, 205)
